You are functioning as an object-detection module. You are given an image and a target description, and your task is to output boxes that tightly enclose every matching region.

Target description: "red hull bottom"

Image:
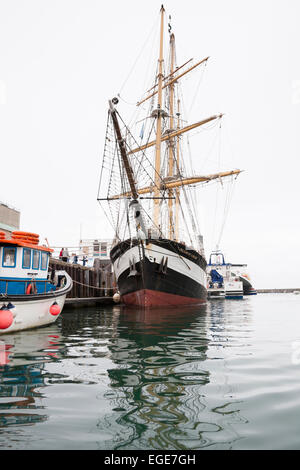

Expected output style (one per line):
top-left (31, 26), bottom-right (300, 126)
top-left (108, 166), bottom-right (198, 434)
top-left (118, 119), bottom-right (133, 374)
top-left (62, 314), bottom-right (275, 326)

top-left (122, 289), bottom-right (206, 308)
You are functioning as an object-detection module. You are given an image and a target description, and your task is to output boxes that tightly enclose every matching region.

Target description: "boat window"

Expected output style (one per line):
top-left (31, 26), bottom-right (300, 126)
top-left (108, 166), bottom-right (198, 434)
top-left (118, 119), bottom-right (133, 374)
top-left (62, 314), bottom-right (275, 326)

top-left (41, 252), bottom-right (48, 270)
top-left (32, 250), bottom-right (40, 270)
top-left (2, 247), bottom-right (16, 268)
top-left (22, 248), bottom-right (31, 269)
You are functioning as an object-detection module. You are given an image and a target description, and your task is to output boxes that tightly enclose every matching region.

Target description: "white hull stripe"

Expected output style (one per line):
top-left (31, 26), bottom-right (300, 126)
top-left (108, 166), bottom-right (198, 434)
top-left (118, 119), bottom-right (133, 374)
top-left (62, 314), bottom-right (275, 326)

top-left (113, 245), bottom-right (206, 288)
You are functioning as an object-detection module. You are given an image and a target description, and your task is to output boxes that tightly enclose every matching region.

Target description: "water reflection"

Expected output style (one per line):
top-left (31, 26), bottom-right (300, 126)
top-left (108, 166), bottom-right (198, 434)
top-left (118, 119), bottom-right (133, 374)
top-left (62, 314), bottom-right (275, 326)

top-left (99, 305), bottom-right (212, 449)
top-left (98, 300), bottom-right (253, 450)
top-left (0, 299), bottom-right (254, 450)
top-left (0, 328), bottom-right (62, 433)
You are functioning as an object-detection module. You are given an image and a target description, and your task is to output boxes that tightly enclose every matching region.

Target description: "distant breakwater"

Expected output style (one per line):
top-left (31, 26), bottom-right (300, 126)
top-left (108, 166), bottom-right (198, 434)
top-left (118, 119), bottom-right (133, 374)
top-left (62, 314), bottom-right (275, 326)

top-left (257, 288), bottom-right (300, 294)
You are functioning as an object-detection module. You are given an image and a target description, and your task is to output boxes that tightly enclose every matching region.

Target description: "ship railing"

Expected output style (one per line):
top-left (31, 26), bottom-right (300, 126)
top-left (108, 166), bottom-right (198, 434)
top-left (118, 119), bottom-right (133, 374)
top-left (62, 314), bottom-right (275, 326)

top-left (0, 277), bottom-right (55, 295)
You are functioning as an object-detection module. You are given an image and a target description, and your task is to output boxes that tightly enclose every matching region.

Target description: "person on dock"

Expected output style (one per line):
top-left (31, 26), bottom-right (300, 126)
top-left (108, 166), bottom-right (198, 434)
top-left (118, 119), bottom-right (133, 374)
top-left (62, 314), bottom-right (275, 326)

top-left (59, 248), bottom-right (63, 260)
top-left (82, 255), bottom-right (88, 267)
top-left (62, 247), bottom-right (69, 263)
top-left (73, 254), bottom-right (78, 264)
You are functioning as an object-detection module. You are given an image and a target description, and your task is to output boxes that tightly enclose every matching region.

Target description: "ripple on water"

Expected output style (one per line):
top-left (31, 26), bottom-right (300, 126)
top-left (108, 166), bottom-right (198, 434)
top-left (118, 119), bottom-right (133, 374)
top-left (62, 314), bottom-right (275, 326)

top-left (0, 297), bottom-right (300, 449)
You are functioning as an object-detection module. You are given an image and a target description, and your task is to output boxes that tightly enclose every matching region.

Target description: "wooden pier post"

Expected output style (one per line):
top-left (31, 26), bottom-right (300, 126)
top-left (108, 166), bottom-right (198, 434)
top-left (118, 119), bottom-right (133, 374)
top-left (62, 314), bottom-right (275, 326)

top-left (49, 257), bottom-right (115, 306)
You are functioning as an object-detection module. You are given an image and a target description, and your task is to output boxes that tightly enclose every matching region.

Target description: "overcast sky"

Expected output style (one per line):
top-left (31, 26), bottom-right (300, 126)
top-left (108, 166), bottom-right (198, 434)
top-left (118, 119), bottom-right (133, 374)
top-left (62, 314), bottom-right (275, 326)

top-left (0, 0), bottom-right (299, 289)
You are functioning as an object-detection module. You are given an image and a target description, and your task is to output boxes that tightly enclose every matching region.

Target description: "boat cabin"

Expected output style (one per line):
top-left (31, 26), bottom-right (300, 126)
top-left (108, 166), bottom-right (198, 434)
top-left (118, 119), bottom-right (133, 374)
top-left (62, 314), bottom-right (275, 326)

top-left (207, 250), bottom-right (233, 282)
top-left (0, 231), bottom-right (56, 295)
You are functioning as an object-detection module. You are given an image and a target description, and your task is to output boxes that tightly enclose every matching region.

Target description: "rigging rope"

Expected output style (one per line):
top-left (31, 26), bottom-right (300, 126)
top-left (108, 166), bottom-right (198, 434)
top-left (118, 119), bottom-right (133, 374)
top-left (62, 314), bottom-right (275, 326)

top-left (118, 16), bottom-right (158, 96)
top-left (216, 176), bottom-right (237, 249)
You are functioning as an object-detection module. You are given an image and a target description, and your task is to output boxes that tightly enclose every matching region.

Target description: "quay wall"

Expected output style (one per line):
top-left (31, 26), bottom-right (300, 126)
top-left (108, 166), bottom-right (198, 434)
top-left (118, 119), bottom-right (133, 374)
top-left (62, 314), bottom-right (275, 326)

top-left (49, 258), bottom-right (115, 300)
top-left (49, 257), bottom-right (299, 306)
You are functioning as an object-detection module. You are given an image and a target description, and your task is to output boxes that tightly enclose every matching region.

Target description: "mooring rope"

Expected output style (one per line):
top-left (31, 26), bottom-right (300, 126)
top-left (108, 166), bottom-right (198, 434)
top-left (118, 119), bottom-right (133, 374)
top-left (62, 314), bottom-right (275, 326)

top-left (71, 279), bottom-right (116, 292)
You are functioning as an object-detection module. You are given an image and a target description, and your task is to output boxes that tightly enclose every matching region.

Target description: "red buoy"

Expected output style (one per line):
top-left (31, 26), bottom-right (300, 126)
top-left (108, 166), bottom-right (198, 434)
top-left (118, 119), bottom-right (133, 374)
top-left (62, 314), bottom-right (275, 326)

top-left (49, 303), bottom-right (61, 316)
top-left (0, 309), bottom-right (14, 329)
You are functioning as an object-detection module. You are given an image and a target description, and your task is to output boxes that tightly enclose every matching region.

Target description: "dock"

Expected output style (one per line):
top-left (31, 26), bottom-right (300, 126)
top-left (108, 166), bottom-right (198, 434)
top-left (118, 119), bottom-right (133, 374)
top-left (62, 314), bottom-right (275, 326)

top-left (49, 257), bottom-right (300, 309)
top-left (49, 257), bottom-right (115, 307)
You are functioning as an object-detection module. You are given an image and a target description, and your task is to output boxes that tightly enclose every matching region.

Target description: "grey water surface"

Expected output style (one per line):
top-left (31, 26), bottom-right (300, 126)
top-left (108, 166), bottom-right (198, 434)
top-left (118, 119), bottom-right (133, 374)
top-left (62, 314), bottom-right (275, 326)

top-left (0, 293), bottom-right (300, 450)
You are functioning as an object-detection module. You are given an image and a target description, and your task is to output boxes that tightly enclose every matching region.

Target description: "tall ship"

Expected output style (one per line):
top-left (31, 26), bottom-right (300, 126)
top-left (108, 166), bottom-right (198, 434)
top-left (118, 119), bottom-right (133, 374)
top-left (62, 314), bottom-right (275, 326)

top-left (98, 6), bottom-right (241, 308)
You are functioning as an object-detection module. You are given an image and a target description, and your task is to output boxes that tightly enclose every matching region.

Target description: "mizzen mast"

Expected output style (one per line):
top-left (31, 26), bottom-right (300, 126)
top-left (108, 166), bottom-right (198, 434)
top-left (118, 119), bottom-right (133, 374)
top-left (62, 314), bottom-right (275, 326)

top-left (174, 98), bottom-right (181, 241)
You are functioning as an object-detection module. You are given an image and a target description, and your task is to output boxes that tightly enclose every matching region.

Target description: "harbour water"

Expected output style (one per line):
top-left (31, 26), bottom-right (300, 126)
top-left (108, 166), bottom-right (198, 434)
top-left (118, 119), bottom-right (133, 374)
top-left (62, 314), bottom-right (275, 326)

top-left (1, 293), bottom-right (300, 450)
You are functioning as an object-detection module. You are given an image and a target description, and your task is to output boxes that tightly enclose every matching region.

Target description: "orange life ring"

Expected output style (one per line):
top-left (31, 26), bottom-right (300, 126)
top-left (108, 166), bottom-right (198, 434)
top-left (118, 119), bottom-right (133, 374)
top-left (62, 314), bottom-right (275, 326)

top-left (26, 283), bottom-right (37, 295)
top-left (26, 284), bottom-right (32, 295)
top-left (11, 234), bottom-right (40, 246)
top-left (13, 234), bottom-right (37, 240)
top-left (13, 236), bottom-right (39, 244)
top-left (13, 231), bottom-right (39, 238)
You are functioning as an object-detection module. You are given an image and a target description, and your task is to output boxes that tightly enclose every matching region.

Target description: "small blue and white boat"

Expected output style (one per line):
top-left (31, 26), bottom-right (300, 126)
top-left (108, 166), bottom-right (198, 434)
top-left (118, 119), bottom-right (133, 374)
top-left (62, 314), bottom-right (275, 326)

top-left (0, 231), bottom-right (72, 334)
top-left (207, 250), bottom-right (244, 299)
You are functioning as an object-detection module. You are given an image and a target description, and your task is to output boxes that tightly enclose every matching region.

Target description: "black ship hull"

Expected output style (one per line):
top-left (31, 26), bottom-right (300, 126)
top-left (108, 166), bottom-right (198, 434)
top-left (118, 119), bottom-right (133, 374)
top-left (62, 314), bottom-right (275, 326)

top-left (110, 238), bottom-right (207, 308)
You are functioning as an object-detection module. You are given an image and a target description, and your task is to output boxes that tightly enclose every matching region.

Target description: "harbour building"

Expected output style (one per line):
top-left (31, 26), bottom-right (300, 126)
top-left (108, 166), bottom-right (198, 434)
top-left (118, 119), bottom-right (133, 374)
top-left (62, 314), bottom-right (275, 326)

top-left (79, 238), bottom-right (113, 269)
top-left (0, 202), bottom-right (20, 237)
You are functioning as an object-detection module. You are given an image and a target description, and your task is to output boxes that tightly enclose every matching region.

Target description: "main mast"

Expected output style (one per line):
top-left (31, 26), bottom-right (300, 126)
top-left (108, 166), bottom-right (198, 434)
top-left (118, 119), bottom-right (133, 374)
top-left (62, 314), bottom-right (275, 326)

top-left (168, 32), bottom-right (175, 239)
top-left (153, 4), bottom-right (165, 229)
